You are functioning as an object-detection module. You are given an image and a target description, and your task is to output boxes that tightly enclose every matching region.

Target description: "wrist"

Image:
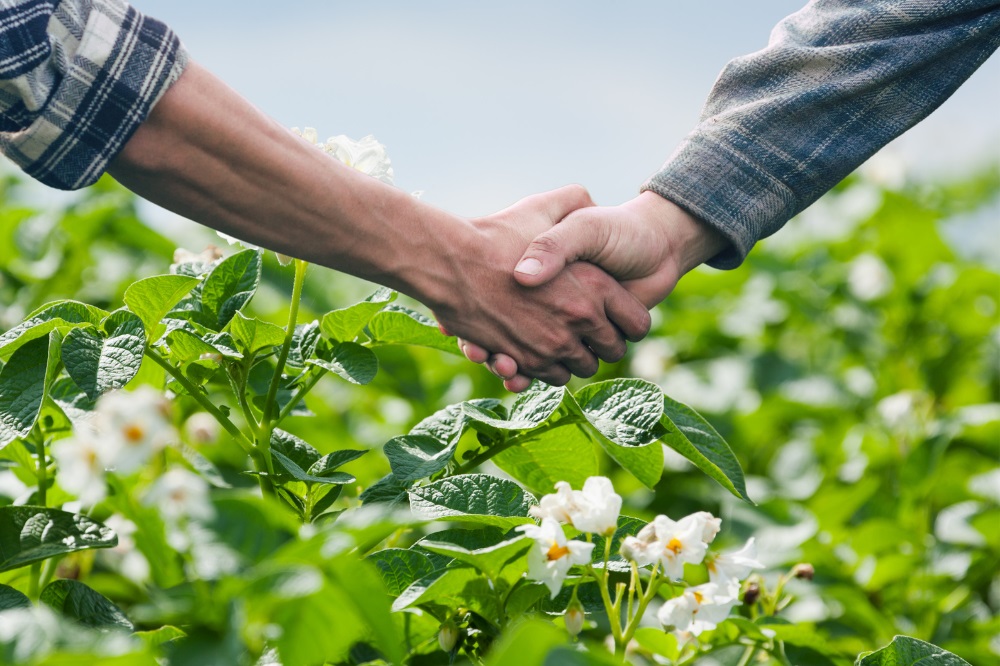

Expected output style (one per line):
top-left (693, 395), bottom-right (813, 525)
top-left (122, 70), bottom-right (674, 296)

top-left (628, 191), bottom-right (728, 276)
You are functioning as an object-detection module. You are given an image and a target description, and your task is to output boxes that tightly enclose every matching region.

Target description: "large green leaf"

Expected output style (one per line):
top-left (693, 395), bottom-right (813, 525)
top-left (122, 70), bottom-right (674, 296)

top-left (573, 379), bottom-right (665, 489)
top-left (0, 300), bottom-right (106, 359)
top-left (0, 507), bottom-right (116, 573)
top-left (660, 396), bottom-right (750, 501)
top-left (365, 548), bottom-right (439, 596)
top-left (227, 311), bottom-right (286, 355)
top-left (320, 287), bottom-right (396, 342)
top-left (0, 583), bottom-right (30, 611)
top-left (419, 534), bottom-right (531, 582)
top-left (306, 341), bottom-right (379, 385)
top-left (391, 565), bottom-right (498, 619)
top-left (383, 434), bottom-right (454, 483)
top-left (366, 305), bottom-right (459, 354)
top-left (123, 274), bottom-right (200, 336)
top-left (61, 310), bottom-right (146, 400)
top-left (359, 473), bottom-right (411, 505)
top-left (40, 579), bottom-right (134, 631)
top-left (408, 474), bottom-right (535, 528)
top-left (199, 249), bottom-right (262, 329)
top-left (0, 334), bottom-right (59, 448)
top-left (855, 636), bottom-right (971, 666)
top-left (164, 327), bottom-right (243, 363)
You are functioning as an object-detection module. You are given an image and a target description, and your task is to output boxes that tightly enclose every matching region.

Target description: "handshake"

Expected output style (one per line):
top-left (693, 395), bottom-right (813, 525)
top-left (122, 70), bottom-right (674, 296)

top-left (425, 186), bottom-right (728, 392)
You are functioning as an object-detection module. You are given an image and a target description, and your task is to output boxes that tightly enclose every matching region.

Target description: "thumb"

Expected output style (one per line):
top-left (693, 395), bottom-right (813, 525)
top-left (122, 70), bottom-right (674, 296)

top-left (514, 211), bottom-right (608, 287)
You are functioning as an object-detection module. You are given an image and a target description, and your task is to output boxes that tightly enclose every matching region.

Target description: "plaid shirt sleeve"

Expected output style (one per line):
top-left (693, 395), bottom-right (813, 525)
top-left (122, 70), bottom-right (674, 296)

top-left (643, 0), bottom-right (1000, 269)
top-left (0, 0), bottom-right (187, 190)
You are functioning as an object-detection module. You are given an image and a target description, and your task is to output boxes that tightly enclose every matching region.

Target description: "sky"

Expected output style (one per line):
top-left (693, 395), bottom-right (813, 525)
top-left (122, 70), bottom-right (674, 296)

top-left (129, 0), bottom-right (999, 228)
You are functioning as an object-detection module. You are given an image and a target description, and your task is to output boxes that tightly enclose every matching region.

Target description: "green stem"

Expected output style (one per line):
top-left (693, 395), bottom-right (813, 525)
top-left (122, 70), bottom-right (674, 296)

top-left (736, 644), bottom-right (761, 666)
top-left (227, 362), bottom-right (259, 431)
top-left (587, 564), bottom-right (624, 656)
top-left (257, 259), bottom-right (307, 483)
top-left (454, 416), bottom-right (586, 475)
top-left (28, 427), bottom-right (48, 600)
top-left (276, 367), bottom-right (326, 425)
top-left (620, 563), bottom-right (661, 648)
top-left (146, 347), bottom-right (260, 463)
top-left (626, 562), bottom-right (639, 630)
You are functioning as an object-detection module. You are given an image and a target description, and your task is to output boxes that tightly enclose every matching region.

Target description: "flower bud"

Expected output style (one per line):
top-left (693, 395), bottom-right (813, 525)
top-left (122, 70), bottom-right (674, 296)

top-left (742, 581), bottom-right (761, 606)
top-left (199, 352), bottom-right (223, 363)
top-left (438, 620), bottom-right (459, 652)
top-left (564, 600), bottom-right (585, 637)
top-left (184, 412), bottom-right (220, 445)
top-left (791, 563), bottom-right (815, 580)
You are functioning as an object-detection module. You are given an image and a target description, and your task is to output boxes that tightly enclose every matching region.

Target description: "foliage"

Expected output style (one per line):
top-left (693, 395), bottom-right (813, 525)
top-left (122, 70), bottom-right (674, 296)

top-left (0, 163), bottom-right (996, 665)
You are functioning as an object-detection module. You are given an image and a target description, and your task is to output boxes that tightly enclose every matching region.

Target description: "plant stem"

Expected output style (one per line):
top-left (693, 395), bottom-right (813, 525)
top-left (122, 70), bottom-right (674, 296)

top-left (736, 644), bottom-right (761, 666)
top-left (454, 416), bottom-right (586, 475)
top-left (146, 347), bottom-right (260, 461)
top-left (257, 259), bottom-right (307, 481)
top-left (588, 564), bottom-right (624, 656)
top-left (28, 427), bottom-right (48, 600)
top-left (620, 563), bottom-right (661, 648)
top-left (276, 367), bottom-right (326, 425)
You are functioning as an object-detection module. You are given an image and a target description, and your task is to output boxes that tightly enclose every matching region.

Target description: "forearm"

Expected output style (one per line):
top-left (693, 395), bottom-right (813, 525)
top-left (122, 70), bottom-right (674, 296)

top-left (107, 61), bottom-right (467, 309)
top-left (645, 0), bottom-right (1000, 269)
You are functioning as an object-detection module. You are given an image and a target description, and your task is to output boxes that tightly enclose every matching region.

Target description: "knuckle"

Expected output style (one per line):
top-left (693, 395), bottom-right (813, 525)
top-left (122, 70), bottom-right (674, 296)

top-left (530, 233), bottom-right (563, 257)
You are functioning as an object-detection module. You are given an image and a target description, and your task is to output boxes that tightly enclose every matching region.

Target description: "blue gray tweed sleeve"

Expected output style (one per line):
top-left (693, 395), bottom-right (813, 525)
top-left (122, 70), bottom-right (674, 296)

top-left (643, 0), bottom-right (1000, 269)
top-left (0, 0), bottom-right (188, 190)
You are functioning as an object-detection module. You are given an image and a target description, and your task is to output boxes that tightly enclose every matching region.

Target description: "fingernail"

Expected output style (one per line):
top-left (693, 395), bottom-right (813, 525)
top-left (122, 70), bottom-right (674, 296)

top-left (515, 258), bottom-right (542, 275)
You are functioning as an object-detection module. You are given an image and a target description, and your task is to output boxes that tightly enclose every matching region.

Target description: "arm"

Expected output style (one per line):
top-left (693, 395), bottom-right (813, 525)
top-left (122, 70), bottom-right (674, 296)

top-left (107, 61), bottom-right (650, 384)
top-left (477, 0), bottom-right (1000, 388)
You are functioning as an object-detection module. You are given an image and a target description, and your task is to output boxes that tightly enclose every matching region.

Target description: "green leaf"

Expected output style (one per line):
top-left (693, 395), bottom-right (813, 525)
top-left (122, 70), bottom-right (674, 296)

top-left (408, 474), bottom-right (536, 528)
top-left (320, 287), bottom-right (396, 342)
top-left (227, 311), bottom-right (286, 355)
top-left (306, 341), bottom-right (378, 385)
top-left (123, 274), bottom-right (200, 336)
top-left (855, 636), bottom-right (971, 666)
top-left (633, 628), bottom-right (680, 660)
top-left (49, 375), bottom-right (97, 428)
top-left (0, 334), bottom-right (58, 448)
top-left (366, 306), bottom-right (459, 354)
top-left (573, 379), bottom-right (665, 489)
top-left (0, 583), bottom-right (30, 610)
top-left (272, 450), bottom-right (354, 486)
top-left (62, 310), bottom-right (146, 401)
top-left (383, 434), bottom-right (453, 483)
top-left (485, 620), bottom-right (567, 666)
top-left (419, 534), bottom-right (531, 582)
top-left (40, 579), bottom-right (134, 631)
top-left (359, 473), bottom-right (411, 505)
top-left (199, 248), bottom-right (262, 329)
top-left (365, 548), bottom-right (438, 595)
top-left (286, 320), bottom-right (321, 368)
top-left (270, 429), bottom-right (321, 470)
top-left (135, 625), bottom-right (187, 649)
top-left (0, 300), bottom-right (106, 359)
top-left (391, 565), bottom-right (497, 618)
top-left (308, 449), bottom-right (367, 477)
top-left (473, 385), bottom-right (600, 493)
top-left (325, 557), bottom-right (406, 666)
top-left (165, 327), bottom-right (243, 363)
top-left (660, 396), bottom-right (750, 501)
top-left (0, 506), bottom-right (117, 573)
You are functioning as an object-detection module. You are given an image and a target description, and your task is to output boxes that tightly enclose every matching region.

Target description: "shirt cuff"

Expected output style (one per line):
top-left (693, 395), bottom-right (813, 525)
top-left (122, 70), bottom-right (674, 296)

top-left (6, 1), bottom-right (188, 190)
top-left (641, 132), bottom-right (799, 270)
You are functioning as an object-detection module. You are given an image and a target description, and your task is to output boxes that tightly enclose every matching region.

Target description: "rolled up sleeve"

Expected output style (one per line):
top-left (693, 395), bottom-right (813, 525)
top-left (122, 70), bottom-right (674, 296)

top-left (643, 0), bottom-right (1000, 269)
top-left (0, 0), bottom-right (187, 190)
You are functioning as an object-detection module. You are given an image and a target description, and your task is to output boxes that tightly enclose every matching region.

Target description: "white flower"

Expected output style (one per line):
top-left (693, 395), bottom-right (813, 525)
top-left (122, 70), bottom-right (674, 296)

top-left (50, 425), bottom-right (107, 507)
top-left (530, 476), bottom-right (622, 537)
top-left (529, 481), bottom-right (578, 523)
top-left (516, 517), bottom-right (595, 598)
top-left (184, 412), bottom-right (220, 446)
top-left (171, 245), bottom-right (223, 271)
top-left (322, 135), bottom-right (394, 184)
top-left (706, 537), bottom-right (764, 586)
top-left (657, 582), bottom-right (741, 636)
top-left (848, 253), bottom-right (893, 302)
top-left (144, 468), bottom-right (214, 522)
top-left (564, 601), bottom-right (585, 637)
top-left (100, 514), bottom-right (150, 582)
top-left (683, 511), bottom-right (722, 544)
top-left (570, 477), bottom-right (622, 536)
top-left (95, 388), bottom-right (175, 475)
top-left (620, 522), bottom-right (658, 566)
top-left (649, 514), bottom-right (709, 579)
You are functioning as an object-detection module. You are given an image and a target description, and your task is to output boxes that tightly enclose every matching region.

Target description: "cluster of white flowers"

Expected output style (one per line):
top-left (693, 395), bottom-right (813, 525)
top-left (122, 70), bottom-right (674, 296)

top-left (291, 128), bottom-right (394, 185)
top-left (617, 510), bottom-right (762, 636)
top-left (518, 476), bottom-right (764, 638)
top-left (51, 387), bottom-right (176, 506)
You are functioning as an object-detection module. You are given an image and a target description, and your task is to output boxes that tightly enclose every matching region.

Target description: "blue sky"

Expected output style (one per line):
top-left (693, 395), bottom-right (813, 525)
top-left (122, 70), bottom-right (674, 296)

top-left (129, 0), bottom-right (998, 226)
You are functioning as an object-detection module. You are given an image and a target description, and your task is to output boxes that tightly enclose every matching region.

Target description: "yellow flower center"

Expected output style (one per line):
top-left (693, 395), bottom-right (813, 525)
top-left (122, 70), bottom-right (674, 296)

top-left (546, 541), bottom-right (570, 561)
top-left (693, 591), bottom-right (704, 604)
top-left (123, 424), bottom-right (145, 444)
top-left (666, 537), bottom-right (683, 555)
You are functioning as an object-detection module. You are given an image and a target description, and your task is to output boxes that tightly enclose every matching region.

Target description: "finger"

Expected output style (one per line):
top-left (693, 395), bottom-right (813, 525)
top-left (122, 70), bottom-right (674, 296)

top-left (514, 210), bottom-right (611, 288)
top-left (604, 290), bottom-right (652, 343)
top-left (488, 353), bottom-right (518, 380)
top-left (503, 374), bottom-right (533, 393)
top-left (559, 344), bottom-right (600, 379)
top-left (512, 184), bottom-right (595, 222)
top-left (583, 329), bottom-right (628, 365)
top-left (458, 338), bottom-right (490, 364)
top-left (437, 323), bottom-right (452, 337)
